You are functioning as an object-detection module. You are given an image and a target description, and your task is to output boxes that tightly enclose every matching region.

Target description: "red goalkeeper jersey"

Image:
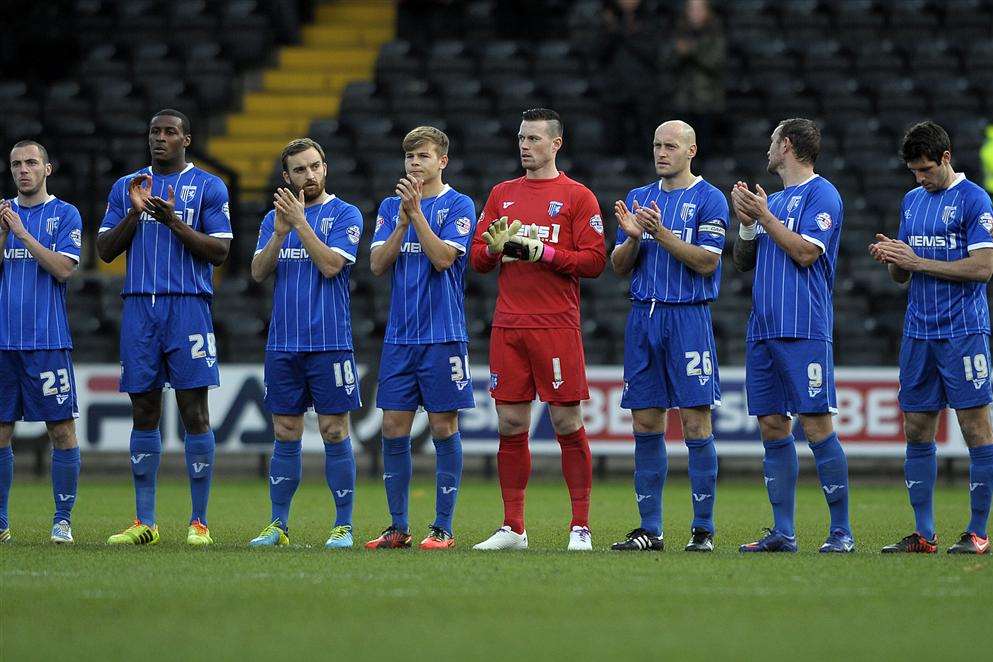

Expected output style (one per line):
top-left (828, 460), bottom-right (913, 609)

top-left (470, 172), bottom-right (606, 329)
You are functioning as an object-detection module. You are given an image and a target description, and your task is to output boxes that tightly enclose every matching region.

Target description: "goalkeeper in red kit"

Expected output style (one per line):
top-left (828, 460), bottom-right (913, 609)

top-left (470, 108), bottom-right (607, 551)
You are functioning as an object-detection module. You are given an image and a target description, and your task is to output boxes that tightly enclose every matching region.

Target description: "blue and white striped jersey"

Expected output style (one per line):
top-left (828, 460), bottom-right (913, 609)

top-left (0, 196), bottom-right (81, 350)
top-left (616, 176), bottom-right (728, 303)
top-left (897, 174), bottom-right (993, 339)
top-left (99, 164), bottom-right (232, 297)
top-left (371, 185), bottom-right (476, 344)
top-left (747, 174), bottom-right (843, 342)
top-left (255, 195), bottom-right (362, 352)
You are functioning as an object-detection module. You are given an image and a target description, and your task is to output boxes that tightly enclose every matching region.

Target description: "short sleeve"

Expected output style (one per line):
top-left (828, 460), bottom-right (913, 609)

top-left (254, 211), bottom-right (276, 255)
top-left (897, 194), bottom-right (910, 243)
top-left (965, 189), bottom-right (993, 252)
top-left (55, 204), bottom-right (83, 262)
top-left (437, 194), bottom-right (476, 254)
top-left (99, 176), bottom-right (129, 233)
top-left (201, 177), bottom-right (233, 238)
top-left (796, 183), bottom-right (842, 254)
top-left (326, 204), bottom-right (362, 263)
top-left (370, 198), bottom-right (398, 249)
top-left (694, 188), bottom-right (729, 255)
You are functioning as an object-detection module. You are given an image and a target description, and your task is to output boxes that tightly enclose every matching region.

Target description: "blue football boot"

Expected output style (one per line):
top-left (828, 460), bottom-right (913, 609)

top-left (819, 529), bottom-right (855, 553)
top-left (739, 528), bottom-right (798, 553)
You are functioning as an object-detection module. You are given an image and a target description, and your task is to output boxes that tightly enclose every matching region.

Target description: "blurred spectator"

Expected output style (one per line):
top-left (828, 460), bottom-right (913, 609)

top-left (672, 0), bottom-right (726, 154)
top-left (593, 0), bottom-right (663, 158)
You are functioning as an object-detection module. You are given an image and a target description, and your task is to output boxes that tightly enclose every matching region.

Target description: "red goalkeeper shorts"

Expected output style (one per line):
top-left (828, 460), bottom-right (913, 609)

top-left (488, 327), bottom-right (590, 404)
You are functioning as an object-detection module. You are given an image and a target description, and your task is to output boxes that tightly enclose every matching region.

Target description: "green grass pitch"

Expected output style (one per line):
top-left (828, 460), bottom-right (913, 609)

top-left (2, 476), bottom-right (990, 660)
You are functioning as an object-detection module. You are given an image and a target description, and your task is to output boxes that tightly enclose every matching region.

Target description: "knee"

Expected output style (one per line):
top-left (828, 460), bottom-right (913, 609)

top-left (381, 417), bottom-right (411, 440)
top-left (679, 410), bottom-right (712, 440)
top-left (320, 418), bottom-right (349, 444)
top-left (497, 413), bottom-right (530, 436)
top-left (631, 409), bottom-right (665, 435)
top-left (132, 402), bottom-right (161, 430)
top-left (758, 415), bottom-right (792, 441)
top-left (959, 414), bottom-right (992, 447)
top-left (428, 416), bottom-right (459, 440)
top-left (903, 417), bottom-right (934, 444)
top-left (549, 407), bottom-right (583, 436)
top-left (47, 422), bottom-right (78, 449)
top-left (273, 417), bottom-right (303, 441)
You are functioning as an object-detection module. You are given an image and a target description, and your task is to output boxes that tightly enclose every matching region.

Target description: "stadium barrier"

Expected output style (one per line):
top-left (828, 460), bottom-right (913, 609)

top-left (19, 364), bottom-right (964, 457)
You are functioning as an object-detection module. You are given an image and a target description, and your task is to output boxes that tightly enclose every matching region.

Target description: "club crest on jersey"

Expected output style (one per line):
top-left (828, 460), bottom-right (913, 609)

top-left (815, 212), bottom-right (832, 230)
top-left (589, 214), bottom-right (604, 234)
top-left (46, 217), bottom-right (60, 235)
top-left (180, 185), bottom-right (197, 203)
top-left (548, 200), bottom-right (563, 217)
top-left (347, 225), bottom-right (361, 244)
top-left (787, 196), bottom-right (802, 213)
top-left (980, 212), bottom-right (993, 236)
top-left (456, 216), bottom-right (472, 236)
top-left (320, 217), bottom-right (333, 236)
top-left (680, 203), bottom-right (697, 222)
top-left (941, 205), bottom-right (957, 225)
top-left (70, 228), bottom-right (82, 248)
top-left (436, 208), bottom-right (449, 225)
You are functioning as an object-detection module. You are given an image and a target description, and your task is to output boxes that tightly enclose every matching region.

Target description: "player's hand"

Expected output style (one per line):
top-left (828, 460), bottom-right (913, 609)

top-left (868, 233), bottom-right (896, 263)
top-left (635, 201), bottom-right (666, 239)
top-left (0, 202), bottom-right (28, 239)
top-left (503, 223), bottom-right (546, 262)
top-left (872, 234), bottom-right (921, 271)
top-left (0, 200), bottom-right (10, 234)
top-left (128, 174), bottom-right (153, 213)
top-left (731, 182), bottom-right (758, 227)
top-left (396, 176), bottom-right (422, 220)
top-left (614, 199), bottom-right (643, 239)
top-left (274, 207), bottom-right (292, 237)
top-left (734, 183), bottom-right (771, 225)
top-left (481, 216), bottom-right (522, 255)
top-left (144, 185), bottom-right (177, 226)
top-left (274, 187), bottom-right (307, 229)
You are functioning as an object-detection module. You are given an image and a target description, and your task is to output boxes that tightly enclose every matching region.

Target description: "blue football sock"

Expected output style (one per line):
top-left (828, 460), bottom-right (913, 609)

top-left (269, 440), bottom-right (301, 530)
top-left (967, 444), bottom-right (993, 537)
top-left (905, 442), bottom-right (937, 540)
top-left (382, 436), bottom-right (412, 532)
top-left (51, 447), bottom-right (80, 524)
top-left (185, 431), bottom-right (215, 525)
top-left (763, 436), bottom-right (798, 537)
top-left (809, 433), bottom-right (851, 536)
top-left (633, 432), bottom-right (666, 537)
top-left (0, 446), bottom-right (12, 530)
top-left (130, 429), bottom-right (161, 526)
top-left (325, 438), bottom-right (356, 527)
top-left (685, 435), bottom-right (718, 533)
top-left (432, 432), bottom-right (463, 535)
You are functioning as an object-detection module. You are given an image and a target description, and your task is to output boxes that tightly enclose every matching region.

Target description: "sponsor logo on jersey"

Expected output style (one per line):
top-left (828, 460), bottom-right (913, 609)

top-left (502, 201), bottom-right (515, 209)
top-left (548, 200), bottom-right (563, 217)
top-left (279, 247), bottom-right (311, 260)
top-left (815, 212), bottom-right (832, 230)
top-left (680, 202), bottom-right (697, 222)
top-left (941, 205), bottom-right (957, 225)
top-left (456, 216), bottom-right (472, 236)
top-left (180, 185), bottom-right (197, 203)
top-left (2, 248), bottom-right (32, 260)
top-left (346, 225), bottom-right (361, 244)
top-left (907, 235), bottom-right (957, 248)
top-left (70, 228), bottom-right (82, 248)
top-left (401, 241), bottom-right (422, 253)
top-left (589, 214), bottom-right (604, 234)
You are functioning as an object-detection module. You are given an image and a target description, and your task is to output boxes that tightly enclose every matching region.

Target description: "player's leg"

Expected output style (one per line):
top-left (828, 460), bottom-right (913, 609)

top-left (548, 403), bottom-right (593, 550)
top-left (952, 405), bottom-right (993, 554)
top-left (249, 413), bottom-right (302, 547)
top-left (614, 303), bottom-right (667, 550)
top-left (884, 337), bottom-right (944, 552)
top-left (474, 328), bottom-right (534, 550)
top-left (937, 335), bottom-right (993, 553)
top-left (0, 423), bottom-right (13, 542)
top-left (783, 339), bottom-right (853, 552)
top-left (175, 387), bottom-right (214, 545)
top-left (0, 350), bottom-right (20, 542)
top-left (667, 304), bottom-right (721, 550)
top-left (306, 350), bottom-right (361, 548)
top-left (110, 296), bottom-right (165, 545)
top-left (419, 342), bottom-right (474, 548)
top-left (371, 343), bottom-right (419, 548)
top-left (250, 351), bottom-right (307, 546)
top-left (318, 412), bottom-right (357, 549)
top-left (739, 339), bottom-right (798, 552)
top-left (47, 419), bottom-right (79, 544)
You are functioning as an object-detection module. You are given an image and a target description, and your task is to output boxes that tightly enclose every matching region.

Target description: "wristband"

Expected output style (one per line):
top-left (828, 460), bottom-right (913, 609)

top-left (539, 244), bottom-right (556, 263)
top-left (738, 223), bottom-right (757, 240)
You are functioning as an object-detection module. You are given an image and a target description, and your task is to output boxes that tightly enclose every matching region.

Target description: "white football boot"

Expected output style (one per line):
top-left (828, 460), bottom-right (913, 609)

top-left (51, 520), bottom-right (74, 544)
top-left (473, 525), bottom-right (528, 550)
top-left (567, 525), bottom-right (592, 551)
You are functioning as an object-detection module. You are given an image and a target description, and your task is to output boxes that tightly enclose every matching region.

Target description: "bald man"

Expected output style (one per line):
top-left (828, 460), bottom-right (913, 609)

top-left (609, 121), bottom-right (729, 552)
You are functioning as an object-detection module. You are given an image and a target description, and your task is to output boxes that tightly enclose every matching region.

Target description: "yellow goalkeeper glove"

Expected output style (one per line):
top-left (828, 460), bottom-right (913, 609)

top-left (481, 216), bottom-right (522, 254)
top-left (503, 224), bottom-right (546, 262)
